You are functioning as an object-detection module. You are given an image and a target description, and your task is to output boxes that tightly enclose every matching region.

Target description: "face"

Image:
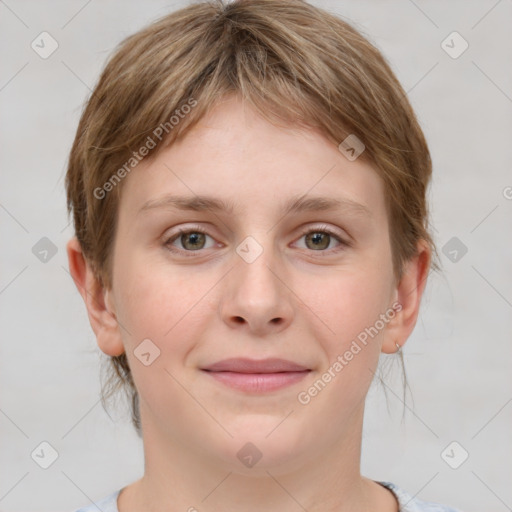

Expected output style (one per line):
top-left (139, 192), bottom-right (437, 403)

top-left (99, 95), bottom-right (408, 475)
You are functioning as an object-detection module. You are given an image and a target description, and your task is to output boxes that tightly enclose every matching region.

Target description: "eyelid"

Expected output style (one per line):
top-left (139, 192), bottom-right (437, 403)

top-left (295, 223), bottom-right (349, 243)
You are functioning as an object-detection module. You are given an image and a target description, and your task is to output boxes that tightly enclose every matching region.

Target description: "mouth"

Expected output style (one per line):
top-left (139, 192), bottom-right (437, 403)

top-left (200, 358), bottom-right (311, 393)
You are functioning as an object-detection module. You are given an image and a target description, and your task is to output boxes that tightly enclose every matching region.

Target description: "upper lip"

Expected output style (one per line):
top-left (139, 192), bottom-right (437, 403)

top-left (202, 358), bottom-right (310, 373)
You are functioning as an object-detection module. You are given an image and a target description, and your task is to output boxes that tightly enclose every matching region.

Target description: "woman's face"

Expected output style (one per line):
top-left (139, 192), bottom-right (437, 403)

top-left (101, 95), bottom-right (419, 474)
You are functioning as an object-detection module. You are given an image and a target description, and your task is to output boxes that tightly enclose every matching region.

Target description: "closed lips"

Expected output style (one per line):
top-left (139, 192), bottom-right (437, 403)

top-left (201, 358), bottom-right (311, 393)
top-left (202, 358), bottom-right (310, 373)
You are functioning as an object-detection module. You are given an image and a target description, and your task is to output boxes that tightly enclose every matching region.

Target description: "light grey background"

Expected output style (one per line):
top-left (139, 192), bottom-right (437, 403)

top-left (1, 1), bottom-right (511, 511)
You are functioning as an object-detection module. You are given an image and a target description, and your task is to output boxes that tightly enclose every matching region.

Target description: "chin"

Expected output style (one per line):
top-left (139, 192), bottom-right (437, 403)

top-left (216, 423), bottom-right (311, 475)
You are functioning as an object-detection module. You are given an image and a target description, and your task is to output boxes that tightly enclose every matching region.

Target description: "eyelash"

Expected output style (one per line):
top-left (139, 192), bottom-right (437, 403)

top-left (163, 224), bottom-right (350, 257)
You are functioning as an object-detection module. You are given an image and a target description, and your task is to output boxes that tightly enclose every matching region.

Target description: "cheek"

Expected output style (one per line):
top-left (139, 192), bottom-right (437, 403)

top-left (113, 255), bottom-right (215, 355)
top-left (301, 268), bottom-right (392, 350)
top-left (112, 266), bottom-right (211, 406)
top-left (298, 272), bottom-right (390, 413)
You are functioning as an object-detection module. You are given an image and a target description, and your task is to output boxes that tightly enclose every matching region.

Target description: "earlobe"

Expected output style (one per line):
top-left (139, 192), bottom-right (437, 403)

top-left (66, 237), bottom-right (125, 357)
top-left (381, 240), bottom-right (431, 354)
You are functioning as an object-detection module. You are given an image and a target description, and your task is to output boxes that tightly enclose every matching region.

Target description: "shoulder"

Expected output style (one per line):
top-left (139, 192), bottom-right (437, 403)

top-left (73, 489), bottom-right (120, 512)
top-left (378, 481), bottom-right (465, 512)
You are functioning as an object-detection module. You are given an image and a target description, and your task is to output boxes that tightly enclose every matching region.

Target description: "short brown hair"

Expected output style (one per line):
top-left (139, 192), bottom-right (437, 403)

top-left (65, 0), bottom-right (439, 434)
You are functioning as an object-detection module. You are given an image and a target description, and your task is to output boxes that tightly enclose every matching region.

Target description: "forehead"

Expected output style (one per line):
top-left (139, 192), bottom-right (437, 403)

top-left (117, 96), bottom-right (387, 225)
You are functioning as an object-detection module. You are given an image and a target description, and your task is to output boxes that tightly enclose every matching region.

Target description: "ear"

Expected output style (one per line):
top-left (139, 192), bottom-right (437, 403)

top-left (66, 237), bottom-right (125, 357)
top-left (381, 240), bottom-right (431, 354)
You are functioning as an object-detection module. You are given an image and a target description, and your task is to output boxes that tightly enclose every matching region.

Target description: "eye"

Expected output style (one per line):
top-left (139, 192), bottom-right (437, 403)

top-left (294, 225), bottom-right (349, 253)
top-left (164, 226), bottom-right (217, 254)
top-left (163, 224), bottom-right (350, 257)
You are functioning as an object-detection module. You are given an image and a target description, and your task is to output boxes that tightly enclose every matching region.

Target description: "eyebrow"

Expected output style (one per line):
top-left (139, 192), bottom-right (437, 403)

top-left (138, 194), bottom-right (372, 218)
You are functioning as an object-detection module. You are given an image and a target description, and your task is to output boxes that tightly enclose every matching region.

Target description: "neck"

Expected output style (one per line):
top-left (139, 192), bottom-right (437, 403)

top-left (119, 403), bottom-right (389, 512)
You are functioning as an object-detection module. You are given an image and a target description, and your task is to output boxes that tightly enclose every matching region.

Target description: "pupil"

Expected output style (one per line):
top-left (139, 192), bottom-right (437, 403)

top-left (184, 232), bottom-right (204, 249)
top-left (307, 232), bottom-right (329, 250)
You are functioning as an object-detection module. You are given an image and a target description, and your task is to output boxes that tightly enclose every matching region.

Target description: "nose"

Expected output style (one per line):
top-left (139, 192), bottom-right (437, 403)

top-left (219, 240), bottom-right (294, 337)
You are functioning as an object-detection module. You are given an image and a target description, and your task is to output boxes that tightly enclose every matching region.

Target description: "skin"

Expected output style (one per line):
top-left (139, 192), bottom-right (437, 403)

top-left (67, 94), bottom-right (430, 512)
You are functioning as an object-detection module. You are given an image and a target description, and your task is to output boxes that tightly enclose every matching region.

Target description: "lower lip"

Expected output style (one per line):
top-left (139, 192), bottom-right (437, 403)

top-left (203, 370), bottom-right (310, 393)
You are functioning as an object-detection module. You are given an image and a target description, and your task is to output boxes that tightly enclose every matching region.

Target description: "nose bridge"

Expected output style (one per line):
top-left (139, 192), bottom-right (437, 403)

top-left (234, 232), bottom-right (282, 302)
top-left (220, 230), bottom-right (294, 333)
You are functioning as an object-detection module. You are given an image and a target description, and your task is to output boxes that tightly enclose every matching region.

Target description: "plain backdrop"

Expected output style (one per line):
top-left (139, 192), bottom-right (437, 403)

top-left (1, 1), bottom-right (511, 511)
